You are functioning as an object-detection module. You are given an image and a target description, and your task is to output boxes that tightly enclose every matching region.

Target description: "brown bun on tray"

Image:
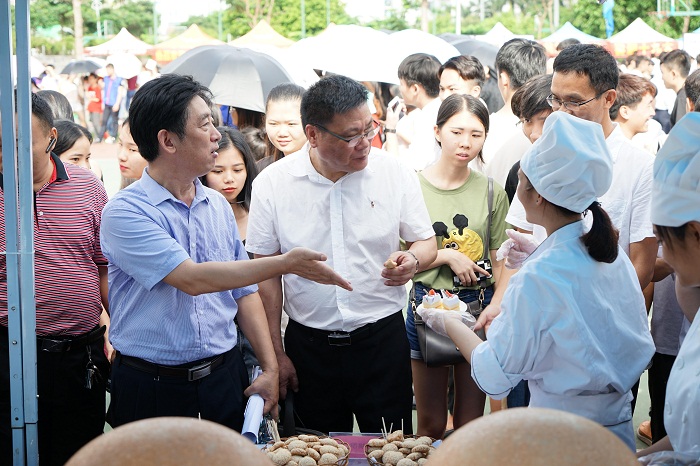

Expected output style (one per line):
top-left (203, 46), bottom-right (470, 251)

top-left (66, 417), bottom-right (274, 466)
top-left (426, 407), bottom-right (638, 466)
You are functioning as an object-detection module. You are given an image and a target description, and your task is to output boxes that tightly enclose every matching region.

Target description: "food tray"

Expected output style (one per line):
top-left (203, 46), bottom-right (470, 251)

top-left (363, 434), bottom-right (436, 465)
top-left (262, 435), bottom-right (351, 466)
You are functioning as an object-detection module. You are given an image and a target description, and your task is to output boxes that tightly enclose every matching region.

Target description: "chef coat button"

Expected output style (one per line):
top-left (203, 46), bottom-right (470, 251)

top-left (665, 403), bottom-right (672, 415)
top-left (676, 357), bottom-right (684, 369)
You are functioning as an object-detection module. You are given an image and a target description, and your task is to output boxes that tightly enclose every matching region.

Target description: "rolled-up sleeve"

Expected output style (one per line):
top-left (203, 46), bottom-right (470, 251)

top-left (471, 340), bottom-right (518, 399)
top-left (470, 271), bottom-right (558, 399)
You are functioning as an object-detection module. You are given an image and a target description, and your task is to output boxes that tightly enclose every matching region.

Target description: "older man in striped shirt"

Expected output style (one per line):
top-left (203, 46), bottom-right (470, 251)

top-left (0, 93), bottom-right (111, 465)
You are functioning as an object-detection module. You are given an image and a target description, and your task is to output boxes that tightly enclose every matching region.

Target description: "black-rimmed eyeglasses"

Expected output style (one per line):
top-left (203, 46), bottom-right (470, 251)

top-left (314, 121), bottom-right (381, 148)
top-left (546, 90), bottom-right (609, 111)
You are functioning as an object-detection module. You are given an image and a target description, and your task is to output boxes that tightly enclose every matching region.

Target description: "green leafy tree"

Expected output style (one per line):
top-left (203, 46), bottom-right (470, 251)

top-left (569, 0), bottom-right (699, 39)
top-left (30, 0), bottom-right (73, 35)
top-left (99, 0), bottom-right (156, 40)
top-left (184, 0), bottom-right (355, 41)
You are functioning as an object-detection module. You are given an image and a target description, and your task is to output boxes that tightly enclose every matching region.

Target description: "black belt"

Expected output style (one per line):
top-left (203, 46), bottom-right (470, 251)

top-left (289, 311), bottom-right (400, 347)
top-left (118, 351), bottom-right (227, 382)
top-left (37, 325), bottom-right (106, 353)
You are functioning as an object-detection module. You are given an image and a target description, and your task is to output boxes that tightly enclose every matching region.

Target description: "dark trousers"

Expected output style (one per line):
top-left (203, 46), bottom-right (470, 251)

top-left (285, 311), bottom-right (413, 435)
top-left (0, 326), bottom-right (108, 466)
top-left (99, 104), bottom-right (118, 140)
top-left (631, 379), bottom-right (640, 415)
top-left (648, 352), bottom-right (676, 443)
top-left (110, 347), bottom-right (248, 431)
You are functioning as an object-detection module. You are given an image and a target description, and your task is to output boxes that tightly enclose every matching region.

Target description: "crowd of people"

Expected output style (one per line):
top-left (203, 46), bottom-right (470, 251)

top-left (1, 37), bottom-right (699, 465)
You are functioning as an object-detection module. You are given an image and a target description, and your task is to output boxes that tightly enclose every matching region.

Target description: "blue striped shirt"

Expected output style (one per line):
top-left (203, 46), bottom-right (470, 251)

top-left (100, 170), bottom-right (256, 365)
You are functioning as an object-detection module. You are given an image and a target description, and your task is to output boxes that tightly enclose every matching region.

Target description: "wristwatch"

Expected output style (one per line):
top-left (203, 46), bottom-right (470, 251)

top-left (384, 127), bottom-right (397, 133)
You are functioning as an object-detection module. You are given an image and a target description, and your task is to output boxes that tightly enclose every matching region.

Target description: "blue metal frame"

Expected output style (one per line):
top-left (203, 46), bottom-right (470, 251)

top-left (1, 0), bottom-right (40, 464)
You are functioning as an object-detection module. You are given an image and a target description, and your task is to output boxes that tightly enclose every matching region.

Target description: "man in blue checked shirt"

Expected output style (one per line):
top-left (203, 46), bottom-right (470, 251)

top-left (100, 74), bottom-right (351, 430)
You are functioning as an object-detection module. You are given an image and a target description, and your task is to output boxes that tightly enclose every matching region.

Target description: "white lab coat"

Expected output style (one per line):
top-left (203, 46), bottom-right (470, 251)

top-left (664, 310), bottom-right (700, 454)
top-left (471, 221), bottom-right (655, 449)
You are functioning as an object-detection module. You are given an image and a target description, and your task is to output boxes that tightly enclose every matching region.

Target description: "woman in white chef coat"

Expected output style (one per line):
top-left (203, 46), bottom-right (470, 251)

top-left (637, 113), bottom-right (700, 458)
top-left (419, 111), bottom-right (655, 450)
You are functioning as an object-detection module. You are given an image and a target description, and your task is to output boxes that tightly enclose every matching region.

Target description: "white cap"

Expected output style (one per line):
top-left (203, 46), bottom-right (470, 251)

top-left (520, 112), bottom-right (613, 213)
top-left (651, 112), bottom-right (700, 227)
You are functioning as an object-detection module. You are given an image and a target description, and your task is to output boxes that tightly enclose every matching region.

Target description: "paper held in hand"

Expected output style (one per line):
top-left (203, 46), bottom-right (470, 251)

top-left (242, 366), bottom-right (265, 443)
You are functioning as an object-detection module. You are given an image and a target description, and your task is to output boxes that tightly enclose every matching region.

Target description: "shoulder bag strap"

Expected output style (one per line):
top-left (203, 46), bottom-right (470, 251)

top-left (484, 177), bottom-right (494, 260)
top-left (480, 177), bottom-right (494, 294)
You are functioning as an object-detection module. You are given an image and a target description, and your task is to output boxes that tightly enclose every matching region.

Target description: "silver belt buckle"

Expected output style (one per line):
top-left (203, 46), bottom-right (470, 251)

top-left (328, 332), bottom-right (351, 346)
top-left (188, 361), bottom-right (213, 381)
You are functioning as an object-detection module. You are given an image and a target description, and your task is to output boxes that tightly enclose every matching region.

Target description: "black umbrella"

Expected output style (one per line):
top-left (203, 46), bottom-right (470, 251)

top-left (439, 35), bottom-right (500, 71)
top-left (162, 45), bottom-right (294, 112)
top-left (60, 59), bottom-right (103, 75)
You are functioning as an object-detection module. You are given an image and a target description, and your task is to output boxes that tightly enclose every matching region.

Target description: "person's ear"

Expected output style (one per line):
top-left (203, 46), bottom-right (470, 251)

top-left (433, 124), bottom-right (441, 144)
top-left (619, 105), bottom-right (631, 121)
top-left (470, 85), bottom-right (482, 98)
top-left (499, 72), bottom-right (510, 89)
top-left (45, 137), bottom-right (56, 153)
top-left (305, 124), bottom-right (319, 148)
top-left (603, 89), bottom-right (617, 109)
top-left (158, 129), bottom-right (176, 155)
top-left (686, 97), bottom-right (694, 114)
top-left (45, 127), bottom-right (58, 153)
top-left (689, 221), bottom-right (700, 244)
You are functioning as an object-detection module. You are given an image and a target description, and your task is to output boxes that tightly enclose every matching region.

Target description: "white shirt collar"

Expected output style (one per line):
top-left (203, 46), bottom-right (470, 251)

top-left (286, 142), bottom-right (377, 182)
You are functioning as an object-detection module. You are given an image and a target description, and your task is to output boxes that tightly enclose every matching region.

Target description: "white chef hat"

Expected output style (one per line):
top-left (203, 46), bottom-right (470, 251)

top-left (651, 112), bottom-right (700, 227)
top-left (520, 112), bottom-right (612, 213)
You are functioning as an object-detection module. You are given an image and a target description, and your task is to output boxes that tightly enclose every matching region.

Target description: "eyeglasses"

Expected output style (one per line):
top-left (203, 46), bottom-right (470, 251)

top-left (546, 90), bottom-right (609, 111)
top-left (314, 120), bottom-right (381, 148)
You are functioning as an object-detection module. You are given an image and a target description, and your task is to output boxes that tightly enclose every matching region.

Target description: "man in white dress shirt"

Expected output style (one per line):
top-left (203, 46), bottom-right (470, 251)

top-left (246, 75), bottom-right (437, 434)
top-left (506, 44), bottom-right (657, 291)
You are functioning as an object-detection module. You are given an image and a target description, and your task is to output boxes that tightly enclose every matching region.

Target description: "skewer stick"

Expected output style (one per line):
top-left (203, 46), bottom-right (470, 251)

top-left (382, 417), bottom-right (388, 439)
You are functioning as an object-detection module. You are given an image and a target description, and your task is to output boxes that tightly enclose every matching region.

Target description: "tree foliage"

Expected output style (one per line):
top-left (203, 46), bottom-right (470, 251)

top-left (184, 0), bottom-right (355, 41)
top-left (570, 0), bottom-right (699, 38)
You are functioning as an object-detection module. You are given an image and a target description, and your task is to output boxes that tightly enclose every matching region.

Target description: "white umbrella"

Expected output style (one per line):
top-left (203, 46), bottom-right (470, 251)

top-left (289, 25), bottom-right (395, 83)
top-left (11, 55), bottom-right (45, 79)
top-left (106, 53), bottom-right (143, 79)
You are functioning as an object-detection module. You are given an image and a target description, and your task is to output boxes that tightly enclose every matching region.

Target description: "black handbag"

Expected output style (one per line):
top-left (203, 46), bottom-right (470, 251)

top-left (414, 178), bottom-right (493, 367)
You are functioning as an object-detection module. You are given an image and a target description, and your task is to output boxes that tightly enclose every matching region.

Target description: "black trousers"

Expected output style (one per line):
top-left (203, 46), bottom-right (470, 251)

top-left (0, 326), bottom-right (108, 466)
top-left (110, 347), bottom-right (249, 431)
top-left (285, 311), bottom-right (413, 435)
top-left (648, 352), bottom-right (676, 443)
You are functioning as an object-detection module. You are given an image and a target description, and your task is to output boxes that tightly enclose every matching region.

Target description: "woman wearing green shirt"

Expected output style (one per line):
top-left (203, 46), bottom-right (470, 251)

top-left (406, 94), bottom-right (510, 438)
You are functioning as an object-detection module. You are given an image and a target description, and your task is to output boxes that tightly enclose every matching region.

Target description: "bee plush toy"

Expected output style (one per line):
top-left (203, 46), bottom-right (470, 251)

top-left (433, 214), bottom-right (483, 262)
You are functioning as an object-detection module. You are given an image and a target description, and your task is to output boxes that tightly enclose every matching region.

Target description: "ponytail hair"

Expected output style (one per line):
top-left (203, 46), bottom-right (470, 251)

top-left (581, 201), bottom-right (619, 263)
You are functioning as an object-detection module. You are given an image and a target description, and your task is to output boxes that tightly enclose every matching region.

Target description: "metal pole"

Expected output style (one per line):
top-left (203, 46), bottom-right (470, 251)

top-left (301, 0), bottom-right (306, 39)
top-left (15, 2), bottom-right (39, 462)
top-left (0, 5), bottom-right (24, 463)
top-left (2, 0), bottom-right (39, 464)
top-left (327, 0), bottom-right (330, 26)
top-left (153, 3), bottom-right (158, 44)
top-left (479, 0), bottom-right (485, 22)
top-left (553, 0), bottom-right (560, 31)
top-left (218, 0), bottom-right (223, 41)
top-left (456, 0), bottom-right (461, 34)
